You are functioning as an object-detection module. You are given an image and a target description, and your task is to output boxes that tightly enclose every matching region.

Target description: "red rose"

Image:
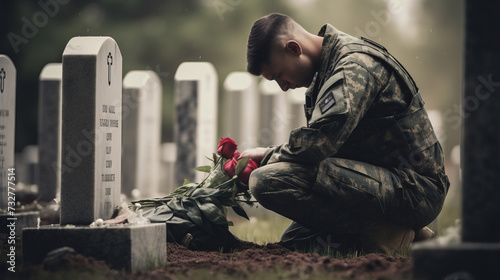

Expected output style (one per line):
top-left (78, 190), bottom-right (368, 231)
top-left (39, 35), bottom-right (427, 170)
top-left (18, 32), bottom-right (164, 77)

top-left (217, 137), bottom-right (237, 159)
top-left (239, 158), bottom-right (259, 184)
top-left (223, 157), bottom-right (238, 178)
top-left (223, 157), bottom-right (259, 185)
top-left (233, 151), bottom-right (241, 158)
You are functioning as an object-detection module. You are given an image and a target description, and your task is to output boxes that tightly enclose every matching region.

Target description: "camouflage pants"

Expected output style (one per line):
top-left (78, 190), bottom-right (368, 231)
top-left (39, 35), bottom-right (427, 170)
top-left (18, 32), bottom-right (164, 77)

top-left (248, 157), bottom-right (447, 247)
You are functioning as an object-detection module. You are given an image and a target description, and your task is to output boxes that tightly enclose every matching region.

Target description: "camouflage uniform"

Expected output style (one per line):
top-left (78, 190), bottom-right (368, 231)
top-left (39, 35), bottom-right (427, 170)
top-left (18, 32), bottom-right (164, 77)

top-left (249, 24), bottom-right (450, 249)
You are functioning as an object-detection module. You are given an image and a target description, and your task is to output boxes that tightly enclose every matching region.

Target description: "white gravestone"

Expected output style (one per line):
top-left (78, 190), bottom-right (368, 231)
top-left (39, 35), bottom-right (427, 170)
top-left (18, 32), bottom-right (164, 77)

top-left (19, 145), bottom-right (38, 186)
top-left (222, 72), bottom-right (259, 152)
top-left (23, 37), bottom-right (166, 273)
top-left (287, 87), bottom-right (307, 131)
top-left (258, 79), bottom-right (290, 147)
top-left (159, 142), bottom-right (176, 195)
top-left (122, 70), bottom-right (162, 199)
top-left (38, 63), bottom-right (62, 202)
top-left (174, 62), bottom-right (218, 185)
top-left (0, 55), bottom-right (16, 210)
top-left (60, 37), bottom-right (122, 225)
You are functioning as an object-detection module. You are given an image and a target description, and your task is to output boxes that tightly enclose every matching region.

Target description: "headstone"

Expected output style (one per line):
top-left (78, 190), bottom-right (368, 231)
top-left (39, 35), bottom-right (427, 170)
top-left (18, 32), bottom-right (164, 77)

top-left (221, 71), bottom-right (259, 151)
top-left (286, 87), bottom-right (307, 131)
top-left (19, 145), bottom-right (38, 186)
top-left (412, 1), bottom-right (500, 279)
top-left (0, 56), bottom-right (39, 238)
top-left (0, 55), bottom-right (16, 210)
top-left (159, 142), bottom-right (176, 195)
top-left (23, 223), bottom-right (166, 272)
top-left (23, 37), bottom-right (166, 272)
top-left (174, 62), bottom-right (218, 185)
top-left (59, 36), bottom-right (122, 225)
top-left (258, 79), bottom-right (290, 147)
top-left (38, 63), bottom-right (62, 202)
top-left (122, 70), bottom-right (162, 199)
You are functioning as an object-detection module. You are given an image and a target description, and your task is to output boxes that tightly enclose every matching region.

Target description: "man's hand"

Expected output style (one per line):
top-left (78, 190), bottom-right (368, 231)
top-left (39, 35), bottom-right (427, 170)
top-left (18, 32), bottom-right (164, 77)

top-left (239, 147), bottom-right (271, 165)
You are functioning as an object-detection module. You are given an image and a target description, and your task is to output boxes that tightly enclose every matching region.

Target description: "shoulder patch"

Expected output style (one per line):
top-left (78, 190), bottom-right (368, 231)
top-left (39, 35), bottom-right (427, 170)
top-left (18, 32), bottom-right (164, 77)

top-left (319, 92), bottom-right (336, 114)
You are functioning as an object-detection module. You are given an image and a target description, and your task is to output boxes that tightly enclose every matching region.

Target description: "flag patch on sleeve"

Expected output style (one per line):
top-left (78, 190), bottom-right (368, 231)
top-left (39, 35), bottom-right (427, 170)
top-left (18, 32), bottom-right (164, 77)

top-left (319, 92), bottom-right (336, 114)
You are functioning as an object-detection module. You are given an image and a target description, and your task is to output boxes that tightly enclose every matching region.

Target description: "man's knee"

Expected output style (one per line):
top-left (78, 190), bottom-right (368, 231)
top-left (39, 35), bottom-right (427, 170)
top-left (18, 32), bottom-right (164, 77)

top-left (248, 166), bottom-right (273, 203)
top-left (248, 162), bottom-right (316, 208)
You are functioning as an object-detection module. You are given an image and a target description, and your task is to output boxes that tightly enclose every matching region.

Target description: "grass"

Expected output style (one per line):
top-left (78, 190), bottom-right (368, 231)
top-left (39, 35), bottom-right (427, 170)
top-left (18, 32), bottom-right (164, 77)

top-left (227, 197), bottom-right (462, 258)
top-left (228, 205), bottom-right (292, 245)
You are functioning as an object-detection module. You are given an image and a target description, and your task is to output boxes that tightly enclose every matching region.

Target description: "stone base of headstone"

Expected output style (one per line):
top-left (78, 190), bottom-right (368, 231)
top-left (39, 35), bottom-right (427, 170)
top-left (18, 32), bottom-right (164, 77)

top-left (0, 211), bottom-right (39, 237)
top-left (22, 223), bottom-right (166, 272)
top-left (412, 242), bottom-right (500, 280)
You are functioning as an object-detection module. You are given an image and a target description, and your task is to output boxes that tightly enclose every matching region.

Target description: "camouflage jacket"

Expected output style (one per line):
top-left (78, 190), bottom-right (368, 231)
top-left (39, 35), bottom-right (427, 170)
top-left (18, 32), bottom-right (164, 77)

top-left (261, 24), bottom-right (445, 179)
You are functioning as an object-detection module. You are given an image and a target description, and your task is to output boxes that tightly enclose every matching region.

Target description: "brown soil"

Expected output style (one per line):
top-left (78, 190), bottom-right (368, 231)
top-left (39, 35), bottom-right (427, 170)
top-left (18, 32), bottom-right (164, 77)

top-left (134, 242), bottom-right (413, 280)
top-left (4, 241), bottom-right (413, 280)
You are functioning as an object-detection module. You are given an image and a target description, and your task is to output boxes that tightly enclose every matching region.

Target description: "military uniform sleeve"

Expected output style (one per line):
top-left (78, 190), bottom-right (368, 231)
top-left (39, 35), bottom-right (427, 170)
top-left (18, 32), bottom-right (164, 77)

top-left (261, 60), bottom-right (386, 166)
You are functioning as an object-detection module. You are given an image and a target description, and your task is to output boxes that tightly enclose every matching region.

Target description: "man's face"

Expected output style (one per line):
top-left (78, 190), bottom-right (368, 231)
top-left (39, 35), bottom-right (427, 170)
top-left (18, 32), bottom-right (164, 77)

top-left (261, 45), bottom-right (315, 92)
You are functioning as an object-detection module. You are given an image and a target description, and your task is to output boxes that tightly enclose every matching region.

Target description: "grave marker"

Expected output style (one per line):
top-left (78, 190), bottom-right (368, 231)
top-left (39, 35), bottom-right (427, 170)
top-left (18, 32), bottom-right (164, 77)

top-left (18, 145), bottom-right (38, 186)
top-left (37, 63), bottom-right (62, 202)
top-left (258, 79), bottom-right (290, 147)
top-left (59, 36), bottom-right (122, 225)
top-left (23, 37), bottom-right (166, 272)
top-left (160, 142), bottom-right (176, 195)
top-left (174, 62), bottom-right (218, 185)
top-left (287, 88), bottom-right (307, 131)
top-left (222, 72), bottom-right (259, 152)
top-left (122, 70), bottom-right (162, 199)
top-left (0, 56), bottom-right (39, 237)
top-left (412, 1), bottom-right (500, 279)
top-left (0, 55), bottom-right (16, 210)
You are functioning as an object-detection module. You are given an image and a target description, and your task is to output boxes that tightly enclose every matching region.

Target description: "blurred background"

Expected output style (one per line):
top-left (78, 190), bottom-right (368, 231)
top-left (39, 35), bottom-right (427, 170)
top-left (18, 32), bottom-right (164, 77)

top-left (1, 0), bottom-right (463, 234)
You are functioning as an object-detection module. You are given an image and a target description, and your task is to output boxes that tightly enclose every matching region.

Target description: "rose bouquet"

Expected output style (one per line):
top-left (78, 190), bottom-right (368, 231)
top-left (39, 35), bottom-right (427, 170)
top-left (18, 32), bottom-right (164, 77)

top-left (130, 137), bottom-right (259, 251)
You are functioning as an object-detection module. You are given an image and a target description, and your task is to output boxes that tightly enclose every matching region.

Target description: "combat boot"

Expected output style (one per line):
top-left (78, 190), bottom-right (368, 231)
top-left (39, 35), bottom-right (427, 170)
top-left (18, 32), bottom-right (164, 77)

top-left (360, 222), bottom-right (415, 255)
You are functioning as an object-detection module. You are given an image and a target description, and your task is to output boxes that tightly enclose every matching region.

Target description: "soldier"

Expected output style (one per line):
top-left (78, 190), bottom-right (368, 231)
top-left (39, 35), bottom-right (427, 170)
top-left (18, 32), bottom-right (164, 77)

top-left (240, 13), bottom-right (450, 254)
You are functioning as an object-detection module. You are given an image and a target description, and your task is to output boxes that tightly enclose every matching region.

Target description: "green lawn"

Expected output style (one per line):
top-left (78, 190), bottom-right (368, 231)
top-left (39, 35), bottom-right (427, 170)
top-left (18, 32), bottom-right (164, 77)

top-left (228, 205), bottom-right (291, 244)
top-left (228, 198), bottom-right (462, 247)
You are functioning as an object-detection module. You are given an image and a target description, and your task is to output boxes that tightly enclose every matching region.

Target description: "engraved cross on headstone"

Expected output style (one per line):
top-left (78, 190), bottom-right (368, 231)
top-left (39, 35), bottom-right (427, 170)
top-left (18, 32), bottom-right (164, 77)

top-left (107, 52), bottom-right (113, 86)
top-left (0, 68), bottom-right (6, 93)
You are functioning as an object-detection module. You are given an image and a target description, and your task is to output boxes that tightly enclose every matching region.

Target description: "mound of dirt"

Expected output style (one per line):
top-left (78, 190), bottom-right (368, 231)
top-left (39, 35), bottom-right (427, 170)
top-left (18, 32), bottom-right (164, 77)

top-left (7, 241), bottom-right (413, 279)
top-left (134, 242), bottom-right (413, 279)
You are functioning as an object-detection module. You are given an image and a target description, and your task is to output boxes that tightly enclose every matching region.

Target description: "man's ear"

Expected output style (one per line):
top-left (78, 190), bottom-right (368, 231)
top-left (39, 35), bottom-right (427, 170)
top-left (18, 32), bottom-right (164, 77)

top-left (285, 40), bottom-right (302, 56)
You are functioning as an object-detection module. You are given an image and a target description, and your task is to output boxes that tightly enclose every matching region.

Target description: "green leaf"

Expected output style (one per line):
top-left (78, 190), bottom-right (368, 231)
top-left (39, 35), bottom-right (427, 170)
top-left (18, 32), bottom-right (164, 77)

top-left (194, 165), bottom-right (211, 173)
top-left (182, 179), bottom-right (191, 186)
top-left (182, 199), bottom-right (204, 229)
top-left (216, 195), bottom-right (237, 207)
top-left (190, 188), bottom-right (220, 198)
top-left (195, 198), bottom-right (228, 226)
top-left (166, 197), bottom-right (184, 211)
top-left (235, 157), bottom-right (249, 176)
top-left (232, 205), bottom-right (250, 220)
top-left (171, 183), bottom-right (197, 196)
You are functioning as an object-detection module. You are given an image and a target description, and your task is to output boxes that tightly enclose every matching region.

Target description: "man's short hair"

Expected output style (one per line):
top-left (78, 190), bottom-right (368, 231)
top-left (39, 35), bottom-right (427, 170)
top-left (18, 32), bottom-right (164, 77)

top-left (247, 13), bottom-right (293, 76)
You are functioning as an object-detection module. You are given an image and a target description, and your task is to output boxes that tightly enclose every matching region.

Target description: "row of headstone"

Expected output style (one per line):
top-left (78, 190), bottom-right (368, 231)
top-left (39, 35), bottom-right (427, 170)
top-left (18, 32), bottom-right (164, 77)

top-left (36, 67), bottom-right (163, 203)
top-left (8, 57), bottom-right (308, 202)
top-left (3, 42), bottom-right (308, 228)
top-left (171, 69), bottom-right (307, 189)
